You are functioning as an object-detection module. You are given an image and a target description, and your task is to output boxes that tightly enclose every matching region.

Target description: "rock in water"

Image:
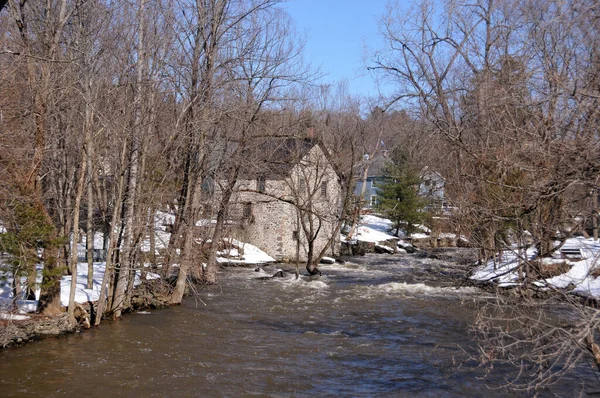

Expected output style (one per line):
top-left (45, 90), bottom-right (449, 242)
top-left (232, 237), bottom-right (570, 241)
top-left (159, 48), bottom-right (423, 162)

top-left (375, 244), bottom-right (394, 254)
top-left (320, 257), bottom-right (336, 264)
top-left (271, 270), bottom-right (286, 278)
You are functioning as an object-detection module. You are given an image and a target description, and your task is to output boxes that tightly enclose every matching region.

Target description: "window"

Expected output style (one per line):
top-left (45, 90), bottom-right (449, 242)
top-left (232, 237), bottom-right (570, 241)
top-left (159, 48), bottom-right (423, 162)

top-left (243, 203), bottom-right (252, 220)
top-left (369, 195), bottom-right (377, 208)
top-left (321, 180), bottom-right (328, 197)
top-left (257, 176), bottom-right (266, 193)
top-left (299, 179), bottom-right (306, 193)
top-left (292, 231), bottom-right (299, 241)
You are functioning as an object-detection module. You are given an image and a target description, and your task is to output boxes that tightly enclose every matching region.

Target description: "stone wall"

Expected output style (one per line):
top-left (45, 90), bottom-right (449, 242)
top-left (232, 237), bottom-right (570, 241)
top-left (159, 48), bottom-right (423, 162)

top-left (230, 145), bottom-right (342, 261)
top-left (410, 235), bottom-right (458, 248)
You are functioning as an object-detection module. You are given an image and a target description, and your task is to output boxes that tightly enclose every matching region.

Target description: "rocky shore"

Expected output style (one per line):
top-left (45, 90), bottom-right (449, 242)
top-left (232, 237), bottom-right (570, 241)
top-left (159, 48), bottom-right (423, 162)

top-left (0, 279), bottom-right (173, 349)
top-left (0, 313), bottom-right (79, 348)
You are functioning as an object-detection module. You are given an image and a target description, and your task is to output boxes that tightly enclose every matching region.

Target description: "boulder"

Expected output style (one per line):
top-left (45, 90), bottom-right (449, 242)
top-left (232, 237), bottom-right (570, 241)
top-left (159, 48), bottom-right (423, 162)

top-left (411, 237), bottom-right (436, 249)
top-left (381, 239), bottom-right (400, 252)
top-left (271, 270), bottom-right (286, 278)
top-left (320, 257), bottom-right (336, 264)
top-left (398, 241), bottom-right (417, 253)
top-left (74, 303), bottom-right (91, 329)
top-left (353, 241), bottom-right (375, 255)
top-left (375, 244), bottom-right (394, 254)
top-left (340, 241), bottom-right (354, 256)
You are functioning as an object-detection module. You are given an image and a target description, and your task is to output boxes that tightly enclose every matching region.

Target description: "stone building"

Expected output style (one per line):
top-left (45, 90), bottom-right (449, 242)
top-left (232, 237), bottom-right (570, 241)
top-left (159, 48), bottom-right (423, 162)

top-left (229, 138), bottom-right (342, 262)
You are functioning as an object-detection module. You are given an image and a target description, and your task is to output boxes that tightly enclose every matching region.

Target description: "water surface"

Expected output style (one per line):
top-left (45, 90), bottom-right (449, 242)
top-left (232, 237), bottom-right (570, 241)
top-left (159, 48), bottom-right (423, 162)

top-left (1, 253), bottom-right (597, 397)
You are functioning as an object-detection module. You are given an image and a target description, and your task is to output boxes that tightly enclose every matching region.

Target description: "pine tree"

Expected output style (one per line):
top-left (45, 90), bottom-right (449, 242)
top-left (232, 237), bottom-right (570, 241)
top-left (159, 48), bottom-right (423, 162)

top-left (375, 148), bottom-right (428, 236)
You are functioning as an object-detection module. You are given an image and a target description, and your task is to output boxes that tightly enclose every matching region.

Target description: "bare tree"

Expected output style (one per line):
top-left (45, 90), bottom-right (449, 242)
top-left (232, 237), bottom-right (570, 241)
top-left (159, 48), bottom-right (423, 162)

top-left (109, 0), bottom-right (148, 318)
top-left (371, 0), bottom-right (600, 391)
top-left (202, 4), bottom-right (311, 284)
top-left (4, 0), bottom-right (83, 315)
top-left (163, 0), bottom-right (308, 303)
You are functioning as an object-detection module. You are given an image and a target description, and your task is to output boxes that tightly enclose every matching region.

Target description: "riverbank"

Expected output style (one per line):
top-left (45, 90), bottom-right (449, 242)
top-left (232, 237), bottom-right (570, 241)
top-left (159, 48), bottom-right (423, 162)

top-left (0, 238), bottom-right (276, 349)
top-left (0, 278), bottom-right (175, 349)
top-left (7, 242), bottom-right (588, 350)
top-left (0, 313), bottom-right (79, 348)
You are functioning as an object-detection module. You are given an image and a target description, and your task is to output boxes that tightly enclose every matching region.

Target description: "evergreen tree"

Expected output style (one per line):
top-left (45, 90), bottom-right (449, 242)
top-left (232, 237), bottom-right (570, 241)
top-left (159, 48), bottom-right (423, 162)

top-left (375, 148), bottom-right (428, 236)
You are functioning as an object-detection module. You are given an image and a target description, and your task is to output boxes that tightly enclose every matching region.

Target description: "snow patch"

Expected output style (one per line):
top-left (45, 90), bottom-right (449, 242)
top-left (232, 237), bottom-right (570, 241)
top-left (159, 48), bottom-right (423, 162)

top-left (375, 244), bottom-right (394, 254)
top-left (216, 240), bottom-right (275, 265)
top-left (0, 313), bottom-right (29, 320)
top-left (470, 237), bottom-right (600, 299)
top-left (345, 215), bottom-right (398, 243)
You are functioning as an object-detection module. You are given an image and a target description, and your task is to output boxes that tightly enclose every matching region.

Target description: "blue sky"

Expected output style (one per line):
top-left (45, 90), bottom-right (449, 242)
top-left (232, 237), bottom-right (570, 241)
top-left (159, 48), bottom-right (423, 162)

top-left (283, 0), bottom-right (389, 98)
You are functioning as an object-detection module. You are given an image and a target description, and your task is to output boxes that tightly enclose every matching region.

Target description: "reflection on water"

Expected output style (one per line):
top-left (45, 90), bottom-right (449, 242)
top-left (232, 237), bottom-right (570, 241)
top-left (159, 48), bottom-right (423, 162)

top-left (0, 253), bottom-right (597, 397)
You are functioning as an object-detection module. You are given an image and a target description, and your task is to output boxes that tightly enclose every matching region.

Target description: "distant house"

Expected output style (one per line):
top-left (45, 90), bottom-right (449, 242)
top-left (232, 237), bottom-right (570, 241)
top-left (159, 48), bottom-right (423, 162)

top-left (354, 150), bottom-right (390, 209)
top-left (228, 138), bottom-right (342, 262)
top-left (419, 167), bottom-right (449, 213)
top-left (354, 152), bottom-right (450, 214)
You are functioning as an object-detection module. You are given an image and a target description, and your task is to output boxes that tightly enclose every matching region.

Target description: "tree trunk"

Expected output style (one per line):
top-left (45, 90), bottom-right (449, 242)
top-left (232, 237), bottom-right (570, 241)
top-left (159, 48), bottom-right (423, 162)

top-left (204, 169), bottom-right (239, 284)
top-left (149, 207), bottom-right (156, 266)
top-left (593, 189), bottom-right (598, 241)
top-left (111, 0), bottom-right (146, 318)
top-left (305, 240), bottom-right (320, 276)
top-left (68, 150), bottom-right (88, 322)
top-left (86, 107), bottom-right (95, 290)
top-left (95, 139), bottom-right (128, 326)
top-left (170, 173), bottom-right (203, 304)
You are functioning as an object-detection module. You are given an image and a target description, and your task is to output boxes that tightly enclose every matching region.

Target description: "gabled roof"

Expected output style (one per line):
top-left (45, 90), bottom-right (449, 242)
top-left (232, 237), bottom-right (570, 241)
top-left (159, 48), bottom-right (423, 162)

top-left (241, 137), bottom-right (321, 180)
top-left (366, 154), bottom-right (388, 178)
top-left (360, 150), bottom-right (390, 179)
top-left (420, 167), bottom-right (445, 183)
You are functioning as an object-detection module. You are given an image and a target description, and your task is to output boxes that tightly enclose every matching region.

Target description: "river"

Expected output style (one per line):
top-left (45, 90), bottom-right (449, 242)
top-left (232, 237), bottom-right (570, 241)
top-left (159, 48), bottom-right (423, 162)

top-left (0, 251), bottom-right (598, 397)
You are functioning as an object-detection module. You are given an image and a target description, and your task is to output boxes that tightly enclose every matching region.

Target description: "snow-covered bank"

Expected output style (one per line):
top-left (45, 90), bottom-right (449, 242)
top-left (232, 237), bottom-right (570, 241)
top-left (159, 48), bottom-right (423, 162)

top-left (216, 239), bottom-right (275, 265)
top-left (1, 231), bottom-right (275, 316)
top-left (0, 261), bottom-right (162, 314)
top-left (59, 262), bottom-right (163, 307)
top-left (343, 214), bottom-right (423, 254)
top-left (351, 215), bottom-right (600, 301)
top-left (347, 214), bottom-right (399, 243)
top-left (470, 237), bottom-right (600, 299)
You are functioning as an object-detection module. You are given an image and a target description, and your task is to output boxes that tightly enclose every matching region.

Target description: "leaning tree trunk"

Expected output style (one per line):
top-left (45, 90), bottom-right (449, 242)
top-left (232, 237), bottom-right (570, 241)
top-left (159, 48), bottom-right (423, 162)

top-left (148, 207), bottom-right (156, 266)
top-left (111, 144), bottom-right (140, 318)
top-left (170, 171), bottom-right (203, 304)
top-left (94, 138), bottom-right (128, 326)
top-left (204, 166), bottom-right (240, 284)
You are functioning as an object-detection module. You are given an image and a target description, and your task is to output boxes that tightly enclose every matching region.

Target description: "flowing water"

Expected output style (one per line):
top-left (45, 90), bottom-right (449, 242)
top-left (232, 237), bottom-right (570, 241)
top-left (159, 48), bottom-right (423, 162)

top-left (1, 251), bottom-right (598, 397)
